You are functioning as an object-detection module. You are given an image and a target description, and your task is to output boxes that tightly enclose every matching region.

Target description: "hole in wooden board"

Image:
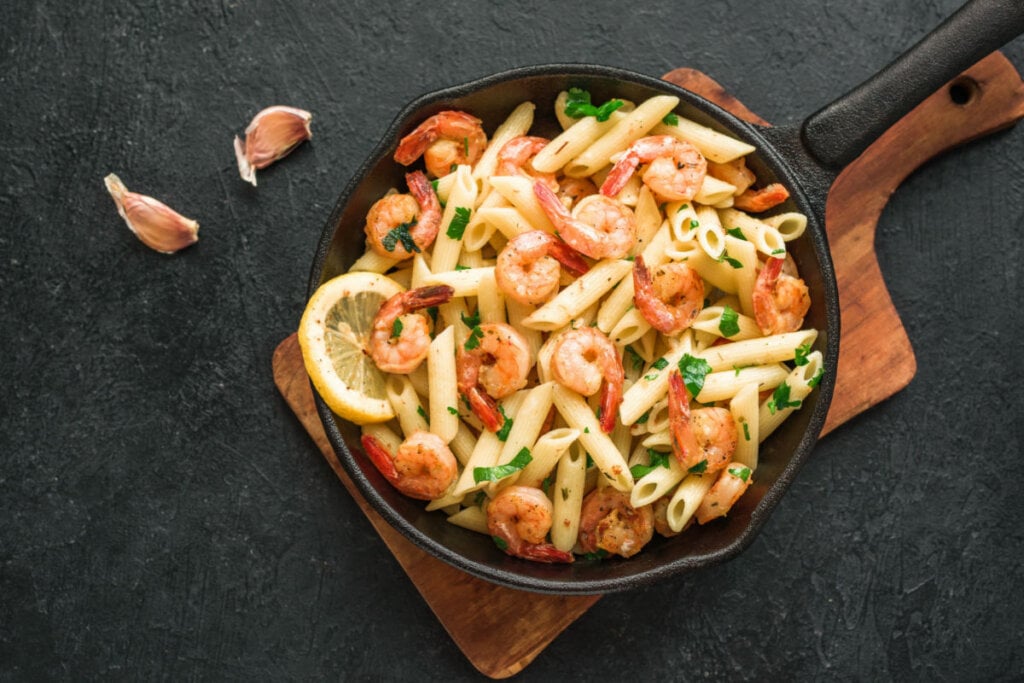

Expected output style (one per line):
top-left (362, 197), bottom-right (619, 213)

top-left (948, 78), bottom-right (978, 106)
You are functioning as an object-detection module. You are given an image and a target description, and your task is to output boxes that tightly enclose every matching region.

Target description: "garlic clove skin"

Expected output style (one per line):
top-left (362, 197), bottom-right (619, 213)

top-left (103, 174), bottom-right (199, 254)
top-left (234, 105), bottom-right (313, 186)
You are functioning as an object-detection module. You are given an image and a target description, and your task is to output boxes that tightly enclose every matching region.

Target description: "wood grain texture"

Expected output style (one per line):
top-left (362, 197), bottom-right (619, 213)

top-left (274, 55), bottom-right (1024, 679)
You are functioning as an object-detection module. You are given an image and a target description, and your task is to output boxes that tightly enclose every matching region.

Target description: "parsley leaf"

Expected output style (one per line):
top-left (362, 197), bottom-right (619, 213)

top-left (808, 367), bottom-right (825, 388)
top-left (728, 465), bottom-right (752, 482)
top-left (492, 535), bottom-right (509, 551)
top-left (688, 459), bottom-right (708, 474)
top-left (717, 249), bottom-right (743, 268)
top-left (583, 549), bottom-right (609, 561)
top-left (464, 325), bottom-right (483, 351)
top-left (741, 418), bottom-right (751, 441)
top-left (416, 405), bottom-right (429, 424)
top-left (564, 87), bottom-right (625, 122)
top-left (474, 447), bottom-right (532, 483)
top-left (460, 309), bottom-right (480, 329)
top-left (662, 112), bottom-right (679, 126)
top-left (689, 218), bottom-right (700, 230)
top-left (635, 409), bottom-right (651, 425)
top-left (644, 357), bottom-right (669, 380)
top-left (391, 317), bottom-right (403, 338)
top-left (447, 406), bottom-right (459, 416)
top-left (678, 354), bottom-right (712, 398)
top-left (624, 345), bottom-right (645, 372)
top-left (629, 449), bottom-right (671, 479)
top-left (495, 405), bottom-right (514, 442)
top-left (446, 206), bottom-right (471, 239)
top-left (726, 227), bottom-right (746, 240)
top-left (794, 342), bottom-right (812, 366)
top-left (380, 220), bottom-right (420, 253)
top-left (767, 381), bottom-right (802, 415)
top-left (719, 305), bottom-right (740, 338)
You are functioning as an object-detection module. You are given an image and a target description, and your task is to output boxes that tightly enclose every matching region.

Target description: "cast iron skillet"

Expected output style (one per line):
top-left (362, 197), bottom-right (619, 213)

top-left (307, 0), bottom-right (1024, 594)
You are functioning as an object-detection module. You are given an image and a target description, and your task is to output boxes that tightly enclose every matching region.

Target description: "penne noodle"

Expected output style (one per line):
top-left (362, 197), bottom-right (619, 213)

top-left (730, 382), bottom-right (760, 470)
top-left (517, 427), bottom-right (580, 489)
top-left (550, 443), bottom-right (588, 552)
top-left (386, 374), bottom-right (429, 438)
top-left (552, 384), bottom-right (633, 492)
top-left (763, 211), bottom-right (808, 242)
top-left (652, 117), bottom-right (756, 163)
top-left (665, 473), bottom-right (716, 532)
top-left (487, 175), bottom-right (558, 233)
top-left (564, 95), bottom-right (680, 177)
top-left (473, 101), bottom-right (536, 182)
top-left (421, 266), bottom-right (496, 298)
top-left (445, 505), bottom-right (490, 534)
top-left (759, 351), bottom-right (824, 441)
top-left (431, 165), bottom-right (478, 273)
top-left (427, 327), bottom-right (459, 443)
top-left (522, 258), bottom-right (633, 331)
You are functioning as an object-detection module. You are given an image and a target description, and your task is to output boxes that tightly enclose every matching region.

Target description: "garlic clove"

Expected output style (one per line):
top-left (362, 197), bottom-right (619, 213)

top-left (103, 174), bottom-right (199, 254)
top-left (234, 105), bottom-right (313, 186)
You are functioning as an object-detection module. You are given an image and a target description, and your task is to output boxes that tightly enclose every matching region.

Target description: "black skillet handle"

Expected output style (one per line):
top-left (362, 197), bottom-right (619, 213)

top-left (802, 0), bottom-right (1024, 168)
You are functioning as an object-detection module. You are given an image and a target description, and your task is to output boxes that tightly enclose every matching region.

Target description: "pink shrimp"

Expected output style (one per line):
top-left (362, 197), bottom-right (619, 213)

top-left (495, 230), bottom-right (589, 305)
top-left (632, 255), bottom-right (705, 335)
top-left (557, 176), bottom-right (598, 207)
top-left (707, 157), bottom-right (756, 195)
top-left (578, 488), bottom-right (654, 559)
top-left (456, 323), bottom-right (532, 432)
top-left (496, 135), bottom-right (558, 191)
top-left (369, 285), bottom-right (454, 374)
top-left (752, 256), bottom-right (810, 336)
top-left (393, 110), bottom-right (488, 178)
top-left (533, 181), bottom-right (636, 259)
top-left (695, 462), bottom-right (753, 524)
top-left (668, 371), bottom-right (737, 474)
top-left (733, 183), bottom-right (789, 213)
top-left (549, 327), bottom-right (624, 433)
top-left (600, 135), bottom-right (707, 202)
top-left (361, 431), bottom-right (458, 501)
top-left (364, 170), bottom-right (442, 259)
top-left (487, 485), bottom-right (574, 563)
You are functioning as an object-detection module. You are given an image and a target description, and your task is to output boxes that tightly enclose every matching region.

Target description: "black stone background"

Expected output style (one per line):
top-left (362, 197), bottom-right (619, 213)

top-left (3, 1), bottom-right (1023, 679)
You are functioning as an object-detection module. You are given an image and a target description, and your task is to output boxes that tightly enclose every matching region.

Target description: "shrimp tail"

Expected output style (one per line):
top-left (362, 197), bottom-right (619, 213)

top-left (517, 543), bottom-right (574, 564)
top-left (631, 256), bottom-right (664, 333)
top-left (734, 183), bottom-right (789, 213)
top-left (668, 371), bottom-right (701, 470)
top-left (405, 284), bottom-right (455, 311)
top-left (394, 125), bottom-right (439, 166)
top-left (466, 386), bottom-right (504, 433)
top-left (360, 434), bottom-right (399, 485)
top-left (533, 180), bottom-right (571, 225)
top-left (546, 237), bottom-right (590, 277)
top-left (600, 149), bottom-right (640, 197)
top-left (599, 379), bottom-right (622, 434)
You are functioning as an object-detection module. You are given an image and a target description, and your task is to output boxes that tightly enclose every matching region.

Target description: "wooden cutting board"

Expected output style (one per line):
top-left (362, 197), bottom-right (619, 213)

top-left (273, 53), bottom-right (1024, 678)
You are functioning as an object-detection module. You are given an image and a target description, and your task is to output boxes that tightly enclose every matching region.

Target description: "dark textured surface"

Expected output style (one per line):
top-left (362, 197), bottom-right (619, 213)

top-left (2, 1), bottom-right (1022, 679)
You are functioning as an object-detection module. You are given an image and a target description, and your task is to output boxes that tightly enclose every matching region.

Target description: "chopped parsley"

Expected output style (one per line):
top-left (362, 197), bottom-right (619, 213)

top-left (447, 406), bottom-right (459, 416)
top-left (446, 206), bottom-right (471, 240)
top-left (678, 353), bottom-right (712, 398)
top-left (717, 249), bottom-right (743, 269)
top-left (624, 345), bottom-right (645, 372)
top-left (719, 305), bottom-right (740, 338)
top-left (564, 87), bottom-right (624, 122)
top-left (688, 459), bottom-right (708, 474)
top-left (635, 409), bottom-right (651, 425)
top-left (464, 325), bottom-right (484, 351)
top-left (644, 356), bottom-right (669, 380)
top-left (463, 136), bottom-right (470, 157)
top-left (794, 342), bottom-right (812, 366)
top-left (426, 306), bottom-right (438, 325)
top-left (767, 382), bottom-right (802, 415)
top-left (676, 203), bottom-right (689, 213)
top-left (771, 248), bottom-right (786, 256)
top-left (740, 418), bottom-right (751, 441)
top-left (808, 367), bottom-right (825, 388)
top-left (689, 218), bottom-right (700, 230)
top-left (474, 447), bottom-right (532, 483)
top-left (454, 264), bottom-right (470, 271)
top-left (728, 465), bottom-right (752, 482)
top-left (492, 535), bottom-right (509, 551)
top-left (495, 405), bottom-right (514, 441)
top-left (416, 405), bottom-right (429, 424)
top-left (561, 487), bottom-right (570, 502)
top-left (582, 549), bottom-right (609, 561)
top-left (380, 220), bottom-right (420, 253)
top-left (726, 227), bottom-right (746, 240)
top-left (629, 449), bottom-right (671, 479)
top-left (460, 309), bottom-right (481, 329)
top-left (391, 318), bottom-right (403, 338)
top-left (662, 112), bottom-right (679, 126)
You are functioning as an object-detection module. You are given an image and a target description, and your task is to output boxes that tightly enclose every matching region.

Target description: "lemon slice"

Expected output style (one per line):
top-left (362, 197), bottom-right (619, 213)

top-left (298, 271), bottom-right (404, 425)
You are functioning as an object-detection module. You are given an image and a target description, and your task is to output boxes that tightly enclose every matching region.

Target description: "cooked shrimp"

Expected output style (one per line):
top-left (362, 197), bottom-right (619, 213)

top-left (752, 256), bottom-right (810, 336)
top-left (534, 181), bottom-right (636, 259)
top-left (369, 285), bottom-right (454, 374)
top-left (600, 135), bottom-right (707, 202)
top-left (393, 110), bottom-right (488, 178)
top-left (668, 371), bottom-right (738, 473)
top-left (578, 488), bottom-right (654, 558)
top-left (486, 485), bottom-right (574, 563)
top-left (364, 171), bottom-right (442, 259)
top-left (695, 462), bottom-right (753, 524)
top-left (652, 496), bottom-right (681, 537)
top-left (549, 327), bottom-right (624, 433)
top-left (707, 157), bottom-right (756, 195)
top-left (557, 176), bottom-right (598, 207)
top-left (496, 136), bottom-right (558, 191)
top-left (457, 323), bottom-right (533, 432)
top-left (632, 255), bottom-right (704, 335)
top-left (360, 431), bottom-right (458, 501)
top-left (495, 230), bottom-right (589, 305)
top-left (733, 183), bottom-right (789, 213)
